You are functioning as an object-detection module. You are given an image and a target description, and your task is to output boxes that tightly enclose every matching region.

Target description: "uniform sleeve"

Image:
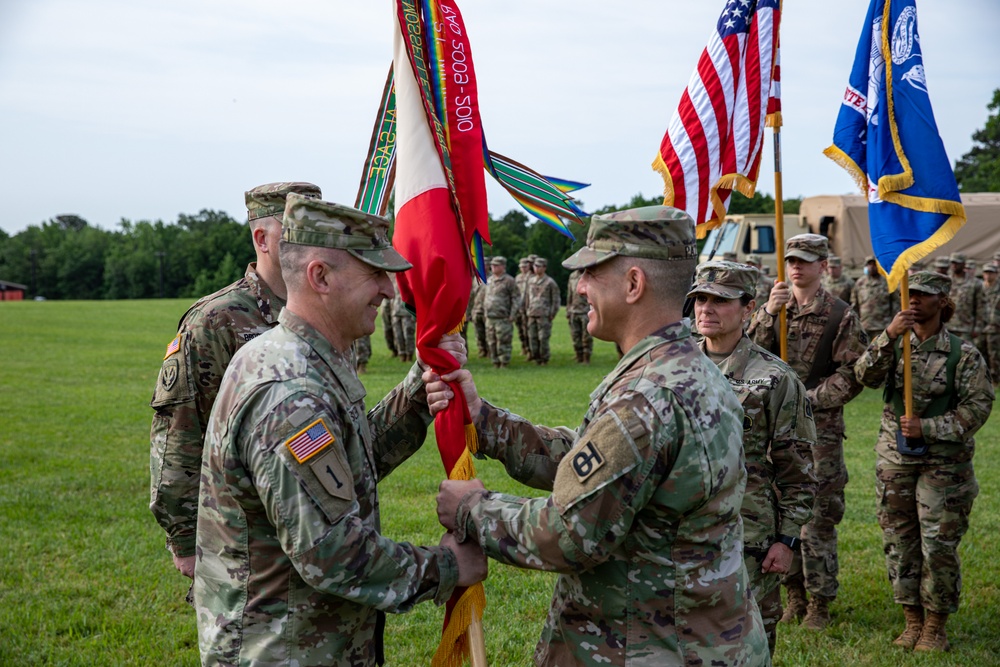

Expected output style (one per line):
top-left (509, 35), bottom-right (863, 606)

top-left (149, 314), bottom-right (234, 557)
top-left (854, 330), bottom-right (896, 388)
top-left (768, 374), bottom-right (818, 537)
top-left (473, 401), bottom-right (579, 491)
top-left (367, 361), bottom-right (433, 479)
top-left (747, 307), bottom-right (776, 350)
top-left (810, 308), bottom-right (867, 410)
top-left (921, 346), bottom-right (995, 443)
top-left (510, 282), bottom-right (523, 319)
top-left (247, 400), bottom-right (459, 612)
top-left (974, 282), bottom-right (986, 337)
top-left (459, 393), bottom-right (664, 574)
top-left (547, 281), bottom-right (560, 319)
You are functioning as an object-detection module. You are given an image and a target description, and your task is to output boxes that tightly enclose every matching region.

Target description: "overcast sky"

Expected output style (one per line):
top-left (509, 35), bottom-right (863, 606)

top-left (0, 0), bottom-right (997, 236)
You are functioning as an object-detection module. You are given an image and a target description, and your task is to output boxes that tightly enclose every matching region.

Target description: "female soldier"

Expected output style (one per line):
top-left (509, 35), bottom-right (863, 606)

top-left (855, 271), bottom-right (993, 652)
top-left (689, 261), bottom-right (818, 653)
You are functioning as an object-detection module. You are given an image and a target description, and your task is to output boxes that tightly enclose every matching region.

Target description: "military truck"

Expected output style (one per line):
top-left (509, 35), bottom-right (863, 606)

top-left (699, 213), bottom-right (808, 277)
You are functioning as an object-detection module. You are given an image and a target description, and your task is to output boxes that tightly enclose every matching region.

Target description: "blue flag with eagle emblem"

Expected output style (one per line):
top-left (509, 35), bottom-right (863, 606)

top-left (824, 0), bottom-right (965, 292)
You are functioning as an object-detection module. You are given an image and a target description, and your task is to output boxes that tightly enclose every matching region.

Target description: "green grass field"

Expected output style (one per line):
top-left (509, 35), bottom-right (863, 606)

top-left (1, 299), bottom-right (997, 666)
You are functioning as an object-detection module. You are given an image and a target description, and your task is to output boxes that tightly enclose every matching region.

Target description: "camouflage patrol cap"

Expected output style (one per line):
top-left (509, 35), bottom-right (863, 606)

top-left (534, 257), bottom-right (548, 267)
top-left (562, 205), bottom-right (697, 270)
top-left (909, 271), bottom-right (952, 296)
top-left (491, 256), bottom-right (507, 265)
top-left (983, 262), bottom-right (998, 273)
top-left (828, 255), bottom-right (842, 267)
top-left (281, 194), bottom-right (411, 272)
top-left (785, 234), bottom-right (829, 262)
top-left (864, 255), bottom-right (877, 264)
top-left (933, 257), bottom-right (951, 269)
top-left (246, 182), bottom-right (321, 222)
top-left (745, 254), bottom-right (762, 266)
top-left (950, 252), bottom-right (967, 264)
top-left (519, 257), bottom-right (531, 266)
top-left (910, 259), bottom-right (926, 270)
top-left (721, 251), bottom-right (738, 262)
top-left (993, 251), bottom-right (1000, 262)
top-left (687, 261), bottom-right (759, 300)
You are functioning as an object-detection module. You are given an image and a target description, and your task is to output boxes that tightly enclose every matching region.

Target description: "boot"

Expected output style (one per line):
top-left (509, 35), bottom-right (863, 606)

top-left (802, 594), bottom-right (833, 631)
top-left (893, 605), bottom-right (924, 649)
top-left (575, 351), bottom-right (583, 363)
top-left (914, 611), bottom-right (950, 652)
top-left (582, 352), bottom-right (590, 365)
top-left (780, 583), bottom-right (807, 624)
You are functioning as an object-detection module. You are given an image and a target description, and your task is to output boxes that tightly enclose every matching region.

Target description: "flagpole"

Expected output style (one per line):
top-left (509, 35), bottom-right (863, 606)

top-left (900, 274), bottom-right (913, 416)
top-left (773, 127), bottom-right (788, 362)
top-left (468, 608), bottom-right (487, 667)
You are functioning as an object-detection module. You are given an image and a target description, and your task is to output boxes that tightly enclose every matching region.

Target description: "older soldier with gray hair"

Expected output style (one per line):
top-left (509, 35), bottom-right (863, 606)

top-left (194, 195), bottom-right (487, 667)
top-left (150, 181), bottom-right (320, 582)
top-left (427, 206), bottom-right (769, 666)
top-left (855, 271), bottom-right (993, 652)
top-left (689, 261), bottom-right (817, 655)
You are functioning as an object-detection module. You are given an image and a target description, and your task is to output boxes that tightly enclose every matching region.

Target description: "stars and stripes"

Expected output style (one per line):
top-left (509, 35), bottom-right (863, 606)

top-left (653, 0), bottom-right (781, 235)
top-left (164, 335), bottom-right (181, 360)
top-left (285, 419), bottom-right (334, 464)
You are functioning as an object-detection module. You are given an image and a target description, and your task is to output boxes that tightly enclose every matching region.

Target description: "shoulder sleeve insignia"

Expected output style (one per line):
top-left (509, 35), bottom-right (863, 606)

top-left (164, 334), bottom-right (182, 360)
top-left (285, 418), bottom-right (335, 463)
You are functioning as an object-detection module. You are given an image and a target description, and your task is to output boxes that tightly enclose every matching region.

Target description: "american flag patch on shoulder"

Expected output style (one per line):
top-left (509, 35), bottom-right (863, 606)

top-left (286, 418), bottom-right (334, 463)
top-left (164, 335), bottom-right (181, 360)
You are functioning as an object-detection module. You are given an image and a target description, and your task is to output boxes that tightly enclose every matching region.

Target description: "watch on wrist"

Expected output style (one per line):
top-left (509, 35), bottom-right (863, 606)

top-left (777, 534), bottom-right (801, 550)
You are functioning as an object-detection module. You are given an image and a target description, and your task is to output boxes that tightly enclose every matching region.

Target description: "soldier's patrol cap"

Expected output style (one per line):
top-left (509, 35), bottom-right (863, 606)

top-left (910, 259), bottom-right (927, 270)
top-left (687, 261), bottom-right (759, 300)
top-left (828, 255), bottom-right (843, 267)
top-left (534, 257), bottom-right (548, 267)
top-left (908, 271), bottom-right (952, 296)
top-left (950, 252), bottom-right (967, 264)
top-left (519, 257), bottom-right (532, 266)
top-left (281, 193), bottom-right (411, 272)
top-left (491, 256), bottom-right (507, 266)
top-left (746, 254), bottom-right (762, 265)
top-left (246, 182), bottom-right (321, 222)
top-left (993, 251), bottom-right (1000, 262)
top-left (864, 254), bottom-right (877, 264)
top-left (721, 251), bottom-right (738, 262)
top-left (562, 205), bottom-right (696, 270)
top-left (933, 256), bottom-right (951, 269)
top-left (983, 262), bottom-right (998, 273)
top-left (784, 234), bottom-right (829, 262)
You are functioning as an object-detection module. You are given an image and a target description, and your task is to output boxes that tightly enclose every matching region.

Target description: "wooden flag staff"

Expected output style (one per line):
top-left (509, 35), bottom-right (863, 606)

top-left (900, 274), bottom-right (914, 417)
top-left (773, 127), bottom-right (788, 361)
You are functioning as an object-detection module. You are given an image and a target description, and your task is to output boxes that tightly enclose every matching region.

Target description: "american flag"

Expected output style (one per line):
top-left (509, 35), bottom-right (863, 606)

top-left (286, 419), bottom-right (334, 463)
top-left (652, 0), bottom-right (781, 234)
top-left (164, 335), bottom-right (180, 359)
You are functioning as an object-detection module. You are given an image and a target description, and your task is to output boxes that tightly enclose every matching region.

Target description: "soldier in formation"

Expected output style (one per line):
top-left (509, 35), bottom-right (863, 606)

top-left (690, 260), bottom-right (817, 654)
top-left (471, 271), bottom-right (489, 358)
top-left (851, 255), bottom-right (898, 343)
top-left (746, 254), bottom-right (774, 305)
top-left (355, 335), bottom-right (371, 374)
top-left (428, 206), bottom-right (770, 666)
top-left (855, 271), bottom-right (993, 653)
top-left (484, 256), bottom-right (521, 368)
top-left (823, 255), bottom-right (854, 303)
top-left (749, 234), bottom-right (867, 630)
top-left (525, 257), bottom-right (561, 365)
top-left (149, 181), bottom-right (320, 583)
top-left (391, 275), bottom-right (417, 362)
top-left (193, 195), bottom-right (487, 667)
top-left (947, 252), bottom-right (985, 345)
top-left (382, 287), bottom-right (397, 358)
top-left (980, 262), bottom-right (1000, 383)
top-left (565, 268), bottom-right (593, 363)
top-left (516, 256), bottom-right (534, 358)
top-left (932, 257), bottom-right (950, 275)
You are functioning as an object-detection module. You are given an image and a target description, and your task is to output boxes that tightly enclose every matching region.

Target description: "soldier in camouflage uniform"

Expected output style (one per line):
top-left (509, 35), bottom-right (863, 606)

top-left (429, 206), bottom-right (770, 667)
top-left (382, 290), bottom-right (397, 357)
top-left (932, 256), bottom-right (950, 275)
top-left (193, 195), bottom-right (486, 667)
top-left (391, 274), bottom-right (417, 362)
top-left (948, 253), bottom-right (985, 345)
top-left (149, 181), bottom-right (321, 582)
top-left (565, 268), bottom-right (593, 363)
top-left (525, 257), bottom-right (561, 365)
top-left (749, 234), bottom-right (867, 630)
top-left (484, 256), bottom-right (521, 368)
top-left (855, 271), bottom-right (993, 652)
top-left (823, 256), bottom-right (854, 303)
top-left (690, 261), bottom-right (818, 655)
top-left (980, 263), bottom-right (1000, 382)
top-left (746, 254), bottom-right (774, 306)
top-left (851, 255), bottom-right (899, 343)
top-left (516, 257), bottom-right (534, 358)
top-left (355, 335), bottom-right (371, 373)
top-left (471, 270), bottom-right (489, 358)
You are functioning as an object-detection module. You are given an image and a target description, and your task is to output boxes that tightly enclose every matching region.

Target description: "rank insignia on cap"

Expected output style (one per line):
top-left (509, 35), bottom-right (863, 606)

top-left (164, 335), bottom-right (181, 360)
top-left (286, 418), bottom-right (335, 463)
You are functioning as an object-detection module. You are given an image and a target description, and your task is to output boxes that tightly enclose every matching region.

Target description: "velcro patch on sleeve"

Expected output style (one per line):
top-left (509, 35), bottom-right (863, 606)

top-left (285, 418), bottom-right (335, 463)
top-left (308, 448), bottom-right (355, 502)
top-left (164, 334), bottom-right (182, 360)
top-left (553, 407), bottom-right (646, 511)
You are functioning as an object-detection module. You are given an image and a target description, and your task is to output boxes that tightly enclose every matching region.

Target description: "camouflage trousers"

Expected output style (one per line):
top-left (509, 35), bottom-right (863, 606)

top-left (875, 457), bottom-right (978, 614)
top-left (355, 335), bottom-right (371, 365)
top-left (527, 316), bottom-right (553, 363)
top-left (382, 311), bottom-right (397, 356)
top-left (515, 312), bottom-right (529, 355)
top-left (982, 333), bottom-right (1000, 385)
top-left (745, 550), bottom-right (781, 656)
top-left (567, 312), bottom-right (592, 360)
top-left (392, 315), bottom-right (416, 357)
top-left (784, 419), bottom-right (846, 599)
top-left (486, 318), bottom-right (514, 365)
top-left (473, 314), bottom-right (488, 357)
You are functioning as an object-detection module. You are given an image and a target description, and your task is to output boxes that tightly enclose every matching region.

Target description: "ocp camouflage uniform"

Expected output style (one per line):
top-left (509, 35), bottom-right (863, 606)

top-left (823, 274), bottom-right (854, 304)
top-left (755, 272), bottom-right (775, 306)
top-left (516, 260), bottom-right (533, 357)
top-left (949, 271), bottom-right (985, 343)
top-left (851, 272), bottom-right (898, 342)
top-left (392, 278), bottom-right (416, 360)
top-left (855, 326), bottom-right (992, 616)
top-left (150, 263), bottom-right (284, 559)
top-left (749, 287), bottom-right (867, 602)
top-left (526, 271), bottom-right (560, 364)
top-left (485, 270), bottom-right (521, 366)
top-left (459, 321), bottom-right (769, 666)
top-left (471, 279), bottom-right (489, 358)
top-left (566, 269), bottom-right (593, 363)
top-left (982, 277), bottom-right (1000, 383)
top-left (382, 293), bottom-right (397, 356)
top-left (195, 309), bottom-right (457, 667)
top-left (700, 334), bottom-right (817, 652)
top-left (355, 335), bottom-right (371, 369)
